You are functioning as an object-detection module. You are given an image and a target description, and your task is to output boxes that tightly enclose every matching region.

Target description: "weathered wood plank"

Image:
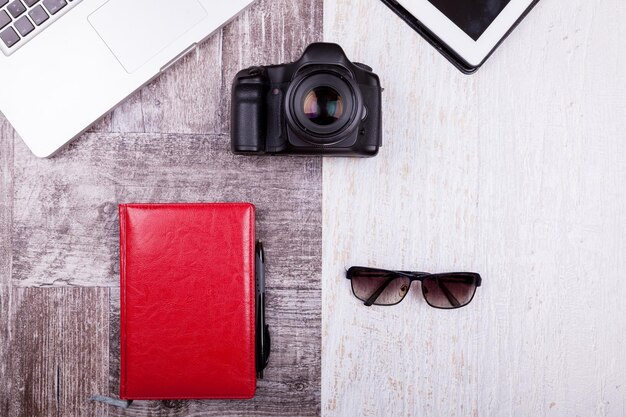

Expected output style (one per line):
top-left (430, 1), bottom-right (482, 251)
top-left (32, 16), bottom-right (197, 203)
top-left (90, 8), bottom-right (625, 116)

top-left (11, 131), bottom-right (322, 414)
top-left (0, 115), bottom-right (13, 286)
top-left (0, 287), bottom-right (10, 416)
top-left (4, 2), bottom-right (323, 417)
top-left (0, 287), bottom-right (109, 417)
top-left (11, 133), bottom-right (321, 289)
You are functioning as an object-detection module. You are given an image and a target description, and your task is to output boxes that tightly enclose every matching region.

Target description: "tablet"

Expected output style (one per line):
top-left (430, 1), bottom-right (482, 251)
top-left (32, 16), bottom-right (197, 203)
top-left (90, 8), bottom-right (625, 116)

top-left (381, 0), bottom-right (540, 73)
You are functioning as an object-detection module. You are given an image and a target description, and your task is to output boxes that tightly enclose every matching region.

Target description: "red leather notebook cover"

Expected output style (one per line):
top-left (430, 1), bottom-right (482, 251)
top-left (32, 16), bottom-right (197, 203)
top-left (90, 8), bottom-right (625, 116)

top-left (119, 203), bottom-right (256, 400)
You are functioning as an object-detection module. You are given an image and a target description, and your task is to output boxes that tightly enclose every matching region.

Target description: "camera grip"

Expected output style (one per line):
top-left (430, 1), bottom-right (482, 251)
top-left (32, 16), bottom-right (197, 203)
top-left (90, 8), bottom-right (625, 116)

top-left (231, 76), bottom-right (269, 154)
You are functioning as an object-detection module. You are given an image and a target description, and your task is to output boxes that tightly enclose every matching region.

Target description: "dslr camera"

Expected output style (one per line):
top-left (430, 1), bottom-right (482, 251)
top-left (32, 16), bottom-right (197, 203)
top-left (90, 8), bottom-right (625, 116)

top-left (231, 43), bottom-right (382, 157)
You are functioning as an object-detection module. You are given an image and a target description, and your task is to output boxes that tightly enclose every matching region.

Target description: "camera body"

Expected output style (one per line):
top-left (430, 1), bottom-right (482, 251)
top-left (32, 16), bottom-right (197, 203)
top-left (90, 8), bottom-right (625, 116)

top-left (231, 43), bottom-right (382, 157)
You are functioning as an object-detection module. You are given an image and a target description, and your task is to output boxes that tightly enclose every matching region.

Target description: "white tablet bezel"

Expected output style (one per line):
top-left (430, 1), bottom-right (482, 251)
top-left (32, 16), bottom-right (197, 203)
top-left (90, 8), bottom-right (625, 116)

top-left (398, 0), bottom-right (534, 67)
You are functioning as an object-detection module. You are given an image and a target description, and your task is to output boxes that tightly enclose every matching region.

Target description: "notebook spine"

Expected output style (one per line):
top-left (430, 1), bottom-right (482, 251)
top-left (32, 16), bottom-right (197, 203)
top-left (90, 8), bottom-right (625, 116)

top-left (118, 204), bottom-right (127, 399)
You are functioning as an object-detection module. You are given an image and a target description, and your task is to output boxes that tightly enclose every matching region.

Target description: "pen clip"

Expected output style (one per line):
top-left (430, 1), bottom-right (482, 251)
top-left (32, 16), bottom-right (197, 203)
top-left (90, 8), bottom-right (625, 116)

top-left (263, 324), bottom-right (271, 367)
top-left (255, 241), bottom-right (269, 378)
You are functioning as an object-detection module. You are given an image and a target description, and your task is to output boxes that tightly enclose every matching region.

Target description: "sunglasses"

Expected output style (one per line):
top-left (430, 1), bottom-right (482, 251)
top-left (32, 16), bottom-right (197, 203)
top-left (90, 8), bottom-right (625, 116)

top-left (346, 267), bottom-right (482, 309)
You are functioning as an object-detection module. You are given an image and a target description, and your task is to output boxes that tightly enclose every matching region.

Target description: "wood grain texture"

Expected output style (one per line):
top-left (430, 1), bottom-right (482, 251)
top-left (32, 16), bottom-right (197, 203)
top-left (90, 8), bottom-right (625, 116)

top-left (11, 133), bottom-right (321, 289)
top-left (2, 0), bottom-right (323, 415)
top-left (0, 287), bottom-right (109, 417)
top-left (0, 116), bottom-right (13, 286)
top-left (10, 131), bottom-right (322, 414)
top-left (322, 0), bottom-right (626, 416)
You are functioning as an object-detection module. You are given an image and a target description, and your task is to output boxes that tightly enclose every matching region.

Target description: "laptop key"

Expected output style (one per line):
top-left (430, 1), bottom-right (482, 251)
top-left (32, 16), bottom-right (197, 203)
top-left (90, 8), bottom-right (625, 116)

top-left (42, 0), bottom-right (65, 15)
top-left (0, 26), bottom-right (19, 48)
top-left (7, 1), bottom-right (26, 18)
top-left (23, 0), bottom-right (39, 6)
top-left (28, 4), bottom-right (47, 25)
top-left (14, 15), bottom-right (33, 36)
top-left (0, 0), bottom-right (9, 8)
top-left (0, 11), bottom-right (11, 31)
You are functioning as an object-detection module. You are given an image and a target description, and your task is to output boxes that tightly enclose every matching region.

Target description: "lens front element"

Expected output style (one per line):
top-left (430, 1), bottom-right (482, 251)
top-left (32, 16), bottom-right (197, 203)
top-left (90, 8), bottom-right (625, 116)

top-left (286, 70), bottom-right (362, 145)
top-left (303, 87), bottom-right (345, 126)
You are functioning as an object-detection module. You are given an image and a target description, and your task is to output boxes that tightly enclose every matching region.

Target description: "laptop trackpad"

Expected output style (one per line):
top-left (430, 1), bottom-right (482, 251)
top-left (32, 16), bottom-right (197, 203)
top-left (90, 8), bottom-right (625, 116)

top-left (88, 0), bottom-right (207, 73)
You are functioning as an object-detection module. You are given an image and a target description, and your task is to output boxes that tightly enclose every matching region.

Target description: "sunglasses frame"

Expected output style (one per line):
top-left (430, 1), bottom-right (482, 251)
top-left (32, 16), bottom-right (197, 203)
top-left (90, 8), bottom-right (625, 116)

top-left (346, 266), bottom-right (482, 309)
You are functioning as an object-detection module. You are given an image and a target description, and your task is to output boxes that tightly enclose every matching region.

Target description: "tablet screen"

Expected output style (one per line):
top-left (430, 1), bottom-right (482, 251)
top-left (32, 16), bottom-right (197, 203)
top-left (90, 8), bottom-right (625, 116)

top-left (427, 0), bottom-right (511, 40)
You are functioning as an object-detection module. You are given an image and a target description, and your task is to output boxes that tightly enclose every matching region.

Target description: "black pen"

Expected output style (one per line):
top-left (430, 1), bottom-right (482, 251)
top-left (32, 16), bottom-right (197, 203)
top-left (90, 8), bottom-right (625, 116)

top-left (255, 241), bottom-right (267, 378)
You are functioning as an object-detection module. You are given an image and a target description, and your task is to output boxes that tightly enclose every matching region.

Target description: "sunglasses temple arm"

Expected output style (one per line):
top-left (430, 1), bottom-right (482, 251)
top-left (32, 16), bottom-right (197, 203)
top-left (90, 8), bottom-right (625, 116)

top-left (363, 277), bottom-right (396, 307)
top-left (436, 280), bottom-right (461, 308)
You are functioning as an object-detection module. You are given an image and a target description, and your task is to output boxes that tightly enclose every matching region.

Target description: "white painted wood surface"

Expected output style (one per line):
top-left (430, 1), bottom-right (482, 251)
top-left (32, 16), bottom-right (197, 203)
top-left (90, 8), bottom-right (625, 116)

top-left (322, 1), bottom-right (626, 416)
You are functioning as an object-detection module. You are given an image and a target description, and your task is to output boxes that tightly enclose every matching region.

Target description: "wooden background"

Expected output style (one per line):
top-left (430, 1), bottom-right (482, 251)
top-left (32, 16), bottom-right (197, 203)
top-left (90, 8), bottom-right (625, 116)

top-left (0, 1), bottom-right (323, 416)
top-left (322, 0), bottom-right (626, 416)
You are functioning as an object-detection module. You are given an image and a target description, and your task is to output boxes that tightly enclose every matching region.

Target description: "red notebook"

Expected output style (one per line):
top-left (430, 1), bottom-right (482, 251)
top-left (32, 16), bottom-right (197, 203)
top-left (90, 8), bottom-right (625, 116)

top-left (119, 203), bottom-right (256, 400)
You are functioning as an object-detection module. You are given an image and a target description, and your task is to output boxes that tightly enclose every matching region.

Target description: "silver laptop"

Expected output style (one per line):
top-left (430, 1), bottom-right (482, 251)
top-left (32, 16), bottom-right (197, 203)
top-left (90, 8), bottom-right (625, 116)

top-left (0, 0), bottom-right (254, 157)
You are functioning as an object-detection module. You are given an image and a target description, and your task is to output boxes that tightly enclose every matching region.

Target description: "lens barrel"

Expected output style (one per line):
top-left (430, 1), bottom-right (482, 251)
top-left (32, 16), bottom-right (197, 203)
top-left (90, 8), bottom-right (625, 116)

top-left (285, 69), bottom-right (363, 146)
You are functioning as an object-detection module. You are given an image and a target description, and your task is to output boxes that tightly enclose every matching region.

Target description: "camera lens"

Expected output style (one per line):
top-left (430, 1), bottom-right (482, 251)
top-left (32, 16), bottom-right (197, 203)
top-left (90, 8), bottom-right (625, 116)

top-left (303, 87), bottom-right (344, 126)
top-left (286, 70), bottom-right (363, 146)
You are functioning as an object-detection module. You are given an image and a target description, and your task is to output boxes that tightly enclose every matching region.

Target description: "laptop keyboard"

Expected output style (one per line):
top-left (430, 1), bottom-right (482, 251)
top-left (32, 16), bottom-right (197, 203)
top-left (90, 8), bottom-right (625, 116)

top-left (0, 0), bottom-right (82, 54)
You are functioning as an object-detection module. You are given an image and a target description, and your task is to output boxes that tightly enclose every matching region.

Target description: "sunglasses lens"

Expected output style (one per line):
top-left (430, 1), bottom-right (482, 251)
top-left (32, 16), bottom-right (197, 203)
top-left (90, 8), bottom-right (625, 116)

top-left (421, 273), bottom-right (478, 309)
top-left (349, 268), bottom-right (411, 306)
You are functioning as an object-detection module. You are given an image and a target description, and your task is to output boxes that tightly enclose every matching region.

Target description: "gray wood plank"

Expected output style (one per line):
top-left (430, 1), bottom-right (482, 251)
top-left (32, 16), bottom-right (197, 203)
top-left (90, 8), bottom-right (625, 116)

top-left (4, 2), bottom-right (323, 416)
top-left (12, 133), bottom-right (321, 289)
top-left (0, 115), bottom-right (13, 286)
top-left (0, 285), bottom-right (6, 416)
top-left (0, 287), bottom-right (10, 416)
top-left (0, 287), bottom-right (109, 417)
top-left (11, 132), bottom-right (322, 415)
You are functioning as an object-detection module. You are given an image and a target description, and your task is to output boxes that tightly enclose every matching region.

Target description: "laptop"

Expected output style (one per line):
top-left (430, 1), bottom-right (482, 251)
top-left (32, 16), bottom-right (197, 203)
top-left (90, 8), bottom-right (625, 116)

top-left (0, 0), bottom-right (254, 157)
